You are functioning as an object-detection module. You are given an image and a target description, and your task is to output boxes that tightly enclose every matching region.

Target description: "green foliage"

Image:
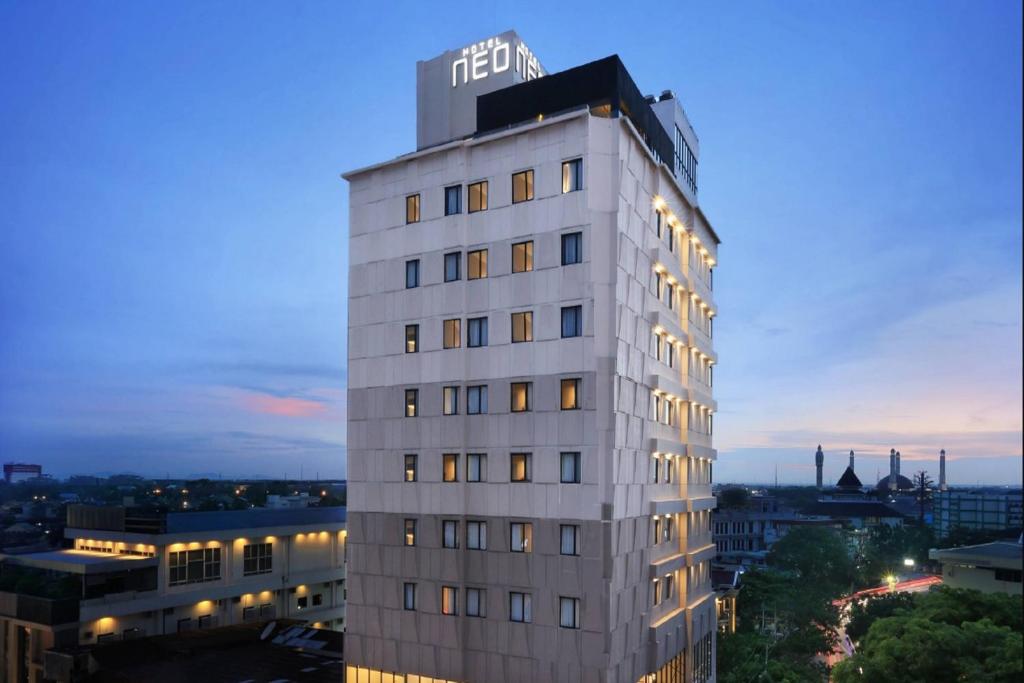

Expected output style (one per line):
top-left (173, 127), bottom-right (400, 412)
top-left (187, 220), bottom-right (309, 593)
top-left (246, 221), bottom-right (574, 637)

top-left (846, 592), bottom-right (915, 643)
top-left (717, 487), bottom-right (750, 509)
top-left (834, 587), bottom-right (1024, 683)
top-left (717, 631), bottom-right (826, 683)
top-left (856, 524), bottom-right (934, 587)
top-left (768, 526), bottom-right (857, 593)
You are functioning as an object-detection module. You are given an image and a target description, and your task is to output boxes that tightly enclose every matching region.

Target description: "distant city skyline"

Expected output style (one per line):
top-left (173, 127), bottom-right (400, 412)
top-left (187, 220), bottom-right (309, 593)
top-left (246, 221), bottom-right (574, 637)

top-left (1, 2), bottom-right (1021, 483)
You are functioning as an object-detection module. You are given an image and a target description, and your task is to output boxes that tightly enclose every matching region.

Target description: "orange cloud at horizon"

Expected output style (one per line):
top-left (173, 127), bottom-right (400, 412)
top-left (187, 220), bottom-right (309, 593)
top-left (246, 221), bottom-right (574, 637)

top-left (240, 393), bottom-right (328, 417)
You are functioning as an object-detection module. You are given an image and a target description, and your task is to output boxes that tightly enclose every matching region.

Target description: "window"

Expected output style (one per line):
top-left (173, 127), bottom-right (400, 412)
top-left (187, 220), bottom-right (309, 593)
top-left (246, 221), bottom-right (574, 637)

top-left (404, 519), bottom-right (416, 546)
top-left (444, 185), bottom-right (461, 215)
top-left (561, 378), bottom-right (580, 410)
top-left (560, 452), bottom-right (581, 484)
top-left (561, 232), bottom-right (582, 265)
top-left (655, 271), bottom-right (664, 299)
top-left (654, 333), bottom-right (663, 362)
top-left (405, 259), bottom-right (420, 289)
top-left (443, 386), bottom-right (459, 415)
top-left (404, 454), bottom-right (418, 482)
top-left (169, 547), bottom-right (221, 586)
top-left (443, 454), bottom-right (458, 482)
top-left (652, 395), bottom-right (661, 424)
top-left (467, 520), bottom-right (487, 550)
top-left (403, 582), bottom-right (416, 610)
top-left (511, 312), bottom-right (533, 343)
top-left (561, 305), bottom-right (582, 338)
top-left (510, 453), bottom-right (531, 482)
top-left (467, 453), bottom-right (486, 482)
top-left (406, 194), bottom-right (420, 224)
top-left (443, 318), bottom-right (461, 348)
top-left (441, 586), bottom-right (458, 615)
top-left (466, 588), bottom-right (485, 617)
top-left (510, 522), bottom-right (532, 552)
top-left (297, 596), bottom-right (308, 610)
top-left (512, 241), bottom-right (534, 273)
top-left (467, 385), bottom-right (488, 414)
top-left (663, 574), bottom-right (674, 602)
top-left (562, 158), bottom-right (583, 193)
top-left (666, 343), bottom-right (675, 368)
top-left (405, 324), bottom-right (418, 353)
top-left (243, 543), bottom-right (272, 576)
top-left (652, 579), bottom-right (661, 606)
top-left (467, 317), bottom-right (488, 347)
top-left (468, 180), bottom-right (488, 213)
top-left (510, 382), bottom-right (532, 412)
top-left (559, 597), bottom-right (580, 629)
top-left (665, 457), bottom-right (673, 484)
top-left (510, 592), bottom-right (532, 622)
top-left (560, 525), bottom-right (580, 555)
top-left (666, 283), bottom-right (674, 309)
top-left (668, 225), bottom-right (675, 252)
top-left (442, 520), bottom-right (459, 549)
top-left (444, 252), bottom-right (461, 282)
top-left (653, 517), bottom-right (662, 544)
top-left (405, 389), bottom-right (418, 417)
top-left (468, 249), bottom-right (488, 279)
top-left (656, 210), bottom-right (663, 238)
top-left (512, 169), bottom-right (534, 203)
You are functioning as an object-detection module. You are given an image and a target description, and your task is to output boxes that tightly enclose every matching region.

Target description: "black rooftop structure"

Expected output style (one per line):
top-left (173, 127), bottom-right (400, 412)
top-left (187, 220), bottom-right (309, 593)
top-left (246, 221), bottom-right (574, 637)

top-left (476, 55), bottom-right (675, 176)
top-left (836, 466), bottom-right (863, 490)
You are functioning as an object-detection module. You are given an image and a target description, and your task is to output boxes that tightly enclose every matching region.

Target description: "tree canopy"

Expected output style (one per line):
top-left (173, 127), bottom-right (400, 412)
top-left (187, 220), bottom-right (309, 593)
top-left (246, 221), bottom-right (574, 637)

top-left (768, 526), bottom-right (857, 594)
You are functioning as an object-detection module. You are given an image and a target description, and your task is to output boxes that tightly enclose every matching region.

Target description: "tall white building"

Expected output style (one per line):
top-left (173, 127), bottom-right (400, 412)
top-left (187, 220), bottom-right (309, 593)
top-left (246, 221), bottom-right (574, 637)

top-left (345, 32), bottom-right (720, 683)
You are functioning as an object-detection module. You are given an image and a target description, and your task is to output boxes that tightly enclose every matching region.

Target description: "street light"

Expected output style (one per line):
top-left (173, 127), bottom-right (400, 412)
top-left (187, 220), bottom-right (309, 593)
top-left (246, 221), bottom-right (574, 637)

top-left (885, 574), bottom-right (897, 592)
top-left (903, 558), bottom-right (915, 568)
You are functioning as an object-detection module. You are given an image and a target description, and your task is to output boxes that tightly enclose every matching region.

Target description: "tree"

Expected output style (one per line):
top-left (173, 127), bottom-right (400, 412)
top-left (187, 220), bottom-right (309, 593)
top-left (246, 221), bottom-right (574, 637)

top-left (845, 592), bottom-right (915, 643)
top-left (857, 524), bottom-right (934, 587)
top-left (717, 487), bottom-right (750, 509)
top-left (768, 526), bottom-right (857, 594)
top-left (912, 470), bottom-right (933, 524)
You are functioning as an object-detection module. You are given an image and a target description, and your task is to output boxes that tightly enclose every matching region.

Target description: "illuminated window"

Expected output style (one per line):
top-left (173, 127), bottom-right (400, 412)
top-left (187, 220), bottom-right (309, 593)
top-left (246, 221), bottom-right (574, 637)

top-left (403, 582), bottom-right (416, 610)
top-left (169, 547), bottom-right (220, 586)
top-left (512, 169), bottom-right (534, 203)
top-left (443, 386), bottom-right (459, 415)
top-left (560, 452), bottom-right (581, 484)
top-left (443, 319), bottom-right (461, 349)
top-left (404, 518), bottom-right (416, 546)
top-left (511, 311), bottom-right (533, 342)
top-left (663, 516), bottom-right (673, 542)
top-left (442, 454), bottom-right (458, 482)
top-left (561, 378), bottom-right (580, 410)
top-left (442, 520), bottom-right (459, 549)
top-left (406, 194), bottom-right (420, 224)
top-left (467, 385), bottom-right (488, 414)
top-left (468, 180), bottom-right (488, 212)
top-left (512, 241), bottom-right (534, 273)
top-left (441, 586), bottom-right (458, 615)
top-left (510, 591), bottom-right (532, 622)
top-left (561, 305), bottom-right (582, 338)
top-left (405, 324), bottom-right (418, 353)
top-left (444, 185), bottom-right (461, 215)
top-left (466, 587), bottom-right (485, 617)
top-left (562, 158), bottom-right (583, 193)
top-left (560, 524), bottom-right (580, 555)
top-left (467, 317), bottom-right (488, 347)
top-left (444, 252), bottom-right (461, 281)
top-left (510, 522), bottom-right (532, 553)
top-left (510, 382), bottom-right (532, 412)
top-left (404, 454), bottom-right (417, 482)
top-left (467, 453), bottom-right (486, 482)
top-left (243, 543), bottom-right (272, 576)
top-left (405, 259), bottom-right (419, 288)
top-left (510, 453), bottom-right (531, 482)
top-left (467, 520), bottom-right (487, 550)
top-left (404, 389), bottom-right (418, 417)
top-left (561, 232), bottom-right (582, 265)
top-left (559, 597), bottom-right (580, 629)
top-left (468, 249), bottom-right (488, 279)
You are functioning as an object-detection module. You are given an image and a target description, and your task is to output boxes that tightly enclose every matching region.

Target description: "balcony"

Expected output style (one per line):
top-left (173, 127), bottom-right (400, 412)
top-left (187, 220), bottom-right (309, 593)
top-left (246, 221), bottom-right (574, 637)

top-left (0, 591), bottom-right (79, 626)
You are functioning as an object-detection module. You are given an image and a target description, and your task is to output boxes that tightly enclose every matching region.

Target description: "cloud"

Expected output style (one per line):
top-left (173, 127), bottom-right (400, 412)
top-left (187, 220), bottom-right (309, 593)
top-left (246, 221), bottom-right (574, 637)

top-left (239, 393), bottom-right (328, 417)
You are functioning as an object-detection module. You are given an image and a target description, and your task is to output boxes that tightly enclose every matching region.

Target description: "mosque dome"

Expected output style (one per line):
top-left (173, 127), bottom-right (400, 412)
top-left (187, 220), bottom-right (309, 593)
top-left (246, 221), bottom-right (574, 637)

top-left (875, 473), bottom-right (914, 492)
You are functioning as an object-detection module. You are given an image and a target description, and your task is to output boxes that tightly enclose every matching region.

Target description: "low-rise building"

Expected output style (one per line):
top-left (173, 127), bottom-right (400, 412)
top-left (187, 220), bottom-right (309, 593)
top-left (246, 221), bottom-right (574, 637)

top-left (934, 489), bottom-right (1023, 538)
top-left (929, 541), bottom-right (1023, 595)
top-left (0, 505), bottom-right (346, 683)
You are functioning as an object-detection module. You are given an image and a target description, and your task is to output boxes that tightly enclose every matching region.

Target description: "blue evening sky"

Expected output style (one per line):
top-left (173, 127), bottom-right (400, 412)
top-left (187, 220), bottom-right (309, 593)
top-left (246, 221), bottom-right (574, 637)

top-left (1, 1), bottom-right (1020, 483)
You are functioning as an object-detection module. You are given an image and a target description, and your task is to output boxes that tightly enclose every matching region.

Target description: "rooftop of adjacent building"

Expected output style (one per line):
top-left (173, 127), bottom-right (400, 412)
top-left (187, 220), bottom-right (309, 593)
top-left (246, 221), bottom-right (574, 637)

top-left (67, 503), bottom-right (346, 535)
top-left (46, 619), bottom-right (343, 683)
top-left (929, 540), bottom-right (1023, 568)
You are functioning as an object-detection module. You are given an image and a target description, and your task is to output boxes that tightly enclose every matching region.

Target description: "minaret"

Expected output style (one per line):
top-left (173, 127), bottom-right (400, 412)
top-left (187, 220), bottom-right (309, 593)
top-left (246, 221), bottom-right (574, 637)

top-left (889, 448), bottom-right (897, 492)
top-left (896, 450), bottom-right (902, 481)
top-left (939, 449), bottom-right (947, 491)
top-left (815, 445), bottom-right (824, 490)
top-left (849, 450), bottom-right (855, 471)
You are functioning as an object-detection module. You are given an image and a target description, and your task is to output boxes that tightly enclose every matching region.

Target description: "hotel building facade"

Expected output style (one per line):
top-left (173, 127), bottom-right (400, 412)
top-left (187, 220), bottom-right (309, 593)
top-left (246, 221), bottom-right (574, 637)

top-left (345, 32), bottom-right (720, 683)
